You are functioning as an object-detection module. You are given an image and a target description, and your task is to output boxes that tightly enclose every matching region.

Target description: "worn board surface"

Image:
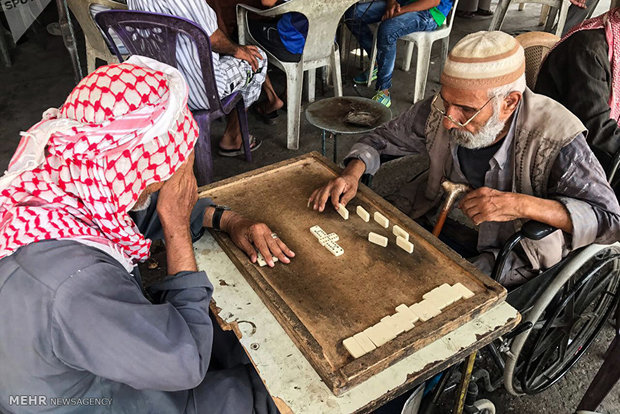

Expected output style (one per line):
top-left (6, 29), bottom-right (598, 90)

top-left (198, 152), bottom-right (506, 395)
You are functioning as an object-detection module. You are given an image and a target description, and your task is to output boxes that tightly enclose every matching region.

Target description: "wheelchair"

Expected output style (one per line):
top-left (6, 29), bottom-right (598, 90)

top-left (362, 150), bottom-right (620, 413)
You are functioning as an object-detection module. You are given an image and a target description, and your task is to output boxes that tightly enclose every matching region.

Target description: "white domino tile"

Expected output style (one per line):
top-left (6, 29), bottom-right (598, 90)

top-left (256, 252), bottom-right (279, 267)
top-left (356, 205), bottom-right (370, 222)
top-left (391, 311), bottom-right (415, 332)
top-left (452, 282), bottom-right (474, 299)
top-left (324, 240), bottom-right (344, 257)
top-left (410, 300), bottom-right (441, 321)
top-left (392, 225), bottom-right (409, 241)
top-left (337, 204), bottom-right (349, 220)
top-left (326, 233), bottom-right (339, 242)
top-left (368, 232), bottom-right (388, 247)
top-left (343, 337), bottom-right (366, 358)
top-left (364, 324), bottom-right (391, 347)
top-left (319, 233), bottom-right (339, 246)
top-left (353, 332), bottom-right (377, 353)
top-left (423, 283), bottom-right (452, 300)
top-left (310, 226), bottom-right (344, 257)
top-left (396, 236), bottom-right (414, 254)
top-left (310, 225), bottom-right (328, 239)
top-left (381, 315), bottom-right (405, 336)
top-left (396, 303), bottom-right (420, 324)
top-left (373, 212), bottom-right (389, 228)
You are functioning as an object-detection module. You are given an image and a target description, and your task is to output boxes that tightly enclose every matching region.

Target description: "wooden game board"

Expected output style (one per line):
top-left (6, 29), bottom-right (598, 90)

top-left (198, 152), bottom-right (506, 395)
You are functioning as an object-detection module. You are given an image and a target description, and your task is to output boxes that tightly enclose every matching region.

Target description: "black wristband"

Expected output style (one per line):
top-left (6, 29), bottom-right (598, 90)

top-left (211, 205), bottom-right (229, 231)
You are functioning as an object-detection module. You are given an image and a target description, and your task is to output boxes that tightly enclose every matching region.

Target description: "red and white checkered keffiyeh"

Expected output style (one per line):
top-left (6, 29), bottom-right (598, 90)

top-left (0, 56), bottom-right (198, 269)
top-left (559, 8), bottom-right (620, 122)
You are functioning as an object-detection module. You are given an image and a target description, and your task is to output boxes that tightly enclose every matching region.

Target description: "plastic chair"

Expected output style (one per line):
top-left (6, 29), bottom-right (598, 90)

top-left (489, 0), bottom-right (571, 36)
top-left (237, 0), bottom-right (358, 150)
top-left (366, 0), bottom-right (460, 104)
top-left (515, 31), bottom-right (559, 89)
top-left (95, 10), bottom-right (253, 185)
top-left (66, 0), bottom-right (127, 74)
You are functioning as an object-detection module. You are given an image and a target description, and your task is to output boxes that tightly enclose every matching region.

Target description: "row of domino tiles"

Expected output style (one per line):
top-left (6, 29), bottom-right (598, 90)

top-left (341, 204), bottom-right (414, 254)
top-left (342, 282), bottom-right (475, 359)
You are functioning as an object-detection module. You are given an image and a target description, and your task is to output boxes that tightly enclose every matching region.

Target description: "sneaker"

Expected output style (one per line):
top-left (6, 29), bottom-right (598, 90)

top-left (372, 91), bottom-right (391, 108)
top-left (354, 66), bottom-right (378, 84)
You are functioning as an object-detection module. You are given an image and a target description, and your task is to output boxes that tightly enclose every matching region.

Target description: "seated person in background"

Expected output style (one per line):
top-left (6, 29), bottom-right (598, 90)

top-left (309, 31), bottom-right (620, 287)
top-left (0, 58), bottom-right (293, 414)
top-left (248, 0), bottom-right (308, 63)
top-left (202, 0), bottom-right (286, 123)
top-left (346, 0), bottom-right (454, 108)
top-left (206, 0), bottom-right (264, 39)
top-left (246, 0), bottom-right (309, 119)
top-left (536, 8), bottom-right (620, 194)
top-left (129, 0), bottom-right (267, 157)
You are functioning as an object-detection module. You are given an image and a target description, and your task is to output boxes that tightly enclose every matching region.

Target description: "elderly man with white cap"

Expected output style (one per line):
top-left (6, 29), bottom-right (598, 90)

top-left (309, 30), bottom-right (620, 286)
top-left (0, 57), bottom-right (292, 413)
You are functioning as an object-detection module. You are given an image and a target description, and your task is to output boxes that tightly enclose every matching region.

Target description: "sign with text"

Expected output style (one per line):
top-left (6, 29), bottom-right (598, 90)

top-left (2, 0), bottom-right (53, 42)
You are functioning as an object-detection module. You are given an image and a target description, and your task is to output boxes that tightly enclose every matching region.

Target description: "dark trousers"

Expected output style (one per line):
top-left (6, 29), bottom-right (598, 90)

top-left (248, 18), bottom-right (302, 63)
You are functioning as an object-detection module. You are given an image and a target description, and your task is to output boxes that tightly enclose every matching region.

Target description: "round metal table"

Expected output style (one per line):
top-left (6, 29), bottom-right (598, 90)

top-left (305, 96), bottom-right (392, 163)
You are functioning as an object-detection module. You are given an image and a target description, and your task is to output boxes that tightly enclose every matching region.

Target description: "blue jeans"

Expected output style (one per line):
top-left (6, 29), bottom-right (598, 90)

top-left (345, 1), bottom-right (438, 91)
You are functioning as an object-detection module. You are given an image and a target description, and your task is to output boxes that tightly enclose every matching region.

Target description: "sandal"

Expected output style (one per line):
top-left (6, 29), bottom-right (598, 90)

top-left (218, 135), bottom-right (262, 157)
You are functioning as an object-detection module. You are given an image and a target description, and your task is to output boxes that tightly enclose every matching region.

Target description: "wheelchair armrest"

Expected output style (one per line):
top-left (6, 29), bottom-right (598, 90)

top-left (491, 220), bottom-right (557, 282)
top-left (521, 220), bottom-right (557, 241)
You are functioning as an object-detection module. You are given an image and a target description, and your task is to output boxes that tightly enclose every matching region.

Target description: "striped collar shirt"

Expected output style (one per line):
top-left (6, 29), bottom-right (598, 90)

top-left (128, 0), bottom-right (224, 110)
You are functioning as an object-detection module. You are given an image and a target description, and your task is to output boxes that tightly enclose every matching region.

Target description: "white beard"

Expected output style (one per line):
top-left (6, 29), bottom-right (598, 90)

top-left (130, 194), bottom-right (152, 212)
top-left (449, 103), bottom-right (506, 149)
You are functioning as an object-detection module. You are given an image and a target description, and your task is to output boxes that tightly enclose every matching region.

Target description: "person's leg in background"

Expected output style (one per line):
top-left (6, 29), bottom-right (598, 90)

top-left (218, 48), bottom-right (268, 156)
top-left (248, 18), bottom-right (297, 121)
top-left (562, 0), bottom-right (600, 36)
top-left (456, 0), bottom-right (492, 18)
top-left (345, 1), bottom-right (388, 56)
top-left (345, 1), bottom-right (388, 83)
top-left (477, 0), bottom-right (493, 16)
top-left (373, 9), bottom-right (438, 107)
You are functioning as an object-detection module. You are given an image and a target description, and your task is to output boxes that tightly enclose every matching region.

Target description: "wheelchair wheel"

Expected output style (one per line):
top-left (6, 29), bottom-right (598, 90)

top-left (504, 243), bottom-right (620, 395)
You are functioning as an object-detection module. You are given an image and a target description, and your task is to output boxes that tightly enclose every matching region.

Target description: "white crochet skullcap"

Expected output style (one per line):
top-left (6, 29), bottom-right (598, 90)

top-left (441, 31), bottom-right (525, 90)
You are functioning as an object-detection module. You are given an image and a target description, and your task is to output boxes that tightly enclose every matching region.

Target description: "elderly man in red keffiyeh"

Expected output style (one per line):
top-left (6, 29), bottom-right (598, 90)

top-left (537, 8), bottom-right (620, 195)
top-left (0, 56), bottom-right (291, 414)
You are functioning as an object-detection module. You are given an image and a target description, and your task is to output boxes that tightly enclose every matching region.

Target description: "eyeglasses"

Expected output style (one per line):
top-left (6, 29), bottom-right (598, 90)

top-left (431, 93), bottom-right (495, 128)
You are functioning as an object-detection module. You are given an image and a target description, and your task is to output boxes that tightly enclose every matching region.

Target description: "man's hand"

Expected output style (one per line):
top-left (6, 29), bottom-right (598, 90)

top-left (458, 187), bottom-right (523, 225)
top-left (157, 154), bottom-right (198, 231)
top-left (157, 153), bottom-right (199, 273)
top-left (383, 0), bottom-right (401, 20)
top-left (222, 213), bottom-right (295, 267)
top-left (308, 159), bottom-right (366, 212)
top-left (569, 0), bottom-right (587, 8)
top-left (234, 45), bottom-right (263, 72)
top-left (458, 187), bottom-right (573, 234)
top-left (308, 174), bottom-right (359, 212)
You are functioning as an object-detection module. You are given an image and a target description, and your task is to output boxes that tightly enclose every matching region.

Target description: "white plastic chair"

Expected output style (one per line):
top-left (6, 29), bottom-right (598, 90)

top-left (66, 0), bottom-right (127, 74)
top-left (237, 0), bottom-right (358, 150)
top-left (489, 0), bottom-right (570, 36)
top-left (366, 0), bottom-right (460, 104)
